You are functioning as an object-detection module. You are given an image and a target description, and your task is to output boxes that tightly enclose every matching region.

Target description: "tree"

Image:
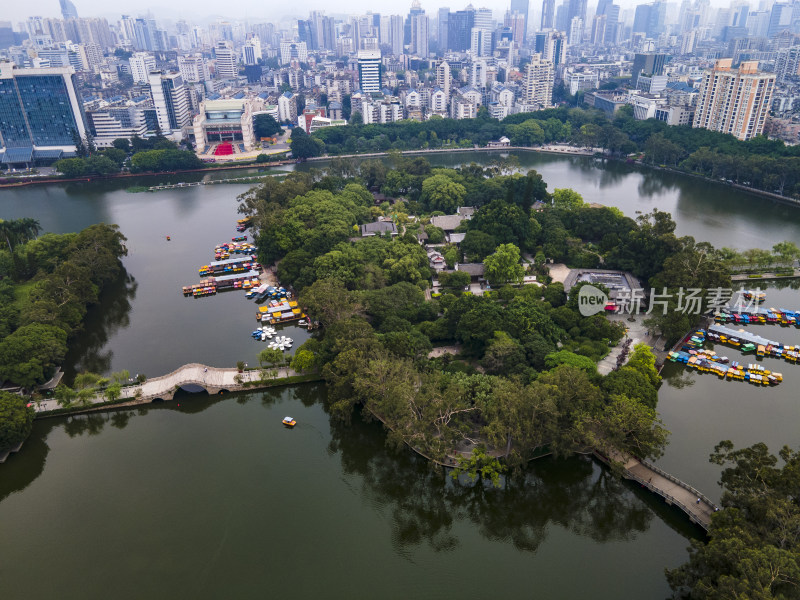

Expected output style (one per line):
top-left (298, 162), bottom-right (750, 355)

top-left (0, 323), bottom-right (68, 388)
top-left (481, 331), bottom-right (526, 375)
top-left (484, 243), bottom-right (525, 286)
top-left (625, 343), bottom-right (661, 388)
top-left (290, 127), bottom-right (323, 160)
top-left (0, 218), bottom-right (40, 252)
top-left (349, 111), bottom-right (363, 125)
top-left (0, 391), bottom-right (35, 452)
top-left (460, 230), bottom-right (497, 262)
top-left (577, 394), bottom-right (669, 462)
top-left (551, 188), bottom-right (585, 210)
top-left (772, 240), bottom-right (800, 265)
top-left (259, 348), bottom-right (284, 368)
top-left (439, 270), bottom-right (471, 290)
top-left (424, 225), bottom-right (445, 244)
top-left (112, 138), bottom-right (131, 152)
top-left (300, 279), bottom-right (362, 327)
top-left (544, 350), bottom-right (597, 374)
top-left (421, 174), bottom-right (467, 213)
top-left (290, 349), bottom-right (316, 372)
top-left (254, 113), bottom-right (282, 138)
top-left (54, 158), bottom-right (87, 178)
top-left (667, 441), bottom-right (800, 599)
top-left (450, 445), bottom-right (505, 488)
top-left (602, 367), bottom-right (658, 408)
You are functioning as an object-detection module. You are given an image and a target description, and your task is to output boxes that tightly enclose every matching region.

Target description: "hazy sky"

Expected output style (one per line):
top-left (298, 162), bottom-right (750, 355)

top-left (9, 0), bottom-right (734, 25)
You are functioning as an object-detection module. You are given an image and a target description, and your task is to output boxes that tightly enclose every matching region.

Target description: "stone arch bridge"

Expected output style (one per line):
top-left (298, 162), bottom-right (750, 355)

top-left (119, 363), bottom-right (290, 402)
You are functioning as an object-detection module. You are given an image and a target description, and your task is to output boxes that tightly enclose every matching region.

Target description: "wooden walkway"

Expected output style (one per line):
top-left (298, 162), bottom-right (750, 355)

top-left (595, 451), bottom-right (717, 530)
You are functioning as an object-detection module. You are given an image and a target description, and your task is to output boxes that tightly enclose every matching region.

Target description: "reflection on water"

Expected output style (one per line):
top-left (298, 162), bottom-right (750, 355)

top-left (328, 405), bottom-right (701, 555)
top-left (61, 268), bottom-right (137, 381)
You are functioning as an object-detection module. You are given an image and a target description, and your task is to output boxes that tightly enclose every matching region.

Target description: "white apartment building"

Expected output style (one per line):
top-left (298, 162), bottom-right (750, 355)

top-left (148, 71), bottom-right (191, 133)
top-left (178, 54), bottom-right (209, 83)
top-left (129, 52), bottom-right (156, 84)
top-left (523, 53), bottom-right (554, 108)
top-left (214, 41), bottom-right (237, 79)
top-left (357, 50), bottom-right (381, 93)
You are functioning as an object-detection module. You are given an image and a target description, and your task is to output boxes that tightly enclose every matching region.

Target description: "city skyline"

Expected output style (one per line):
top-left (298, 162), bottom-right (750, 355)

top-left (6, 0), bottom-right (742, 24)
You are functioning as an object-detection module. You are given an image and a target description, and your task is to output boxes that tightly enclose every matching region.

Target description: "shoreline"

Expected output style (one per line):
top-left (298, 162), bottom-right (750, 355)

top-left (4, 145), bottom-right (800, 208)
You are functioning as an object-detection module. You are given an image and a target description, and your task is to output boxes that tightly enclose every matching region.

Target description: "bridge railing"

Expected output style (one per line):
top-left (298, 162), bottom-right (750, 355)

top-left (639, 459), bottom-right (719, 510)
top-left (622, 467), bottom-right (711, 531)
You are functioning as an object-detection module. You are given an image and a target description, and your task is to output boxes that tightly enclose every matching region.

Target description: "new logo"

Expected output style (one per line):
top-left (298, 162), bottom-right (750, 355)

top-left (577, 284), bottom-right (609, 317)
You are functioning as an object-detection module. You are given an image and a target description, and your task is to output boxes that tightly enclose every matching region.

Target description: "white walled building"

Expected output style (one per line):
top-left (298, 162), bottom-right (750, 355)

top-left (523, 53), bottom-right (554, 108)
top-left (214, 41), bottom-right (237, 79)
top-left (193, 98), bottom-right (263, 152)
top-left (148, 71), bottom-right (191, 132)
top-left (178, 54), bottom-right (209, 83)
top-left (129, 52), bottom-right (156, 83)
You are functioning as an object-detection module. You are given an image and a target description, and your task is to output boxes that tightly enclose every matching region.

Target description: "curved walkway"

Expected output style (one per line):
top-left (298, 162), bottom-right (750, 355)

top-left (595, 451), bottom-right (717, 530)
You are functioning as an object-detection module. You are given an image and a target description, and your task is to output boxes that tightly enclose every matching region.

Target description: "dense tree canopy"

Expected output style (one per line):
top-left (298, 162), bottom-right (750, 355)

top-left (0, 391), bottom-right (34, 452)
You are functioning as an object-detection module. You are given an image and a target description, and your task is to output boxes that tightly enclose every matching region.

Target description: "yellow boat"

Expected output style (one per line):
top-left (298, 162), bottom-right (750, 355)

top-left (282, 416), bottom-right (297, 428)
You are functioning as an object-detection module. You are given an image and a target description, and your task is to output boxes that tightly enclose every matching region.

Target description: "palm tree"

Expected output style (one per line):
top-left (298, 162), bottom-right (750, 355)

top-left (0, 218), bottom-right (41, 252)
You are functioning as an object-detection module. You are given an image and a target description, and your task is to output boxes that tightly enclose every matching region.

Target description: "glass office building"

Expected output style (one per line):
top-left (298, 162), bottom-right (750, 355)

top-left (0, 63), bottom-right (87, 165)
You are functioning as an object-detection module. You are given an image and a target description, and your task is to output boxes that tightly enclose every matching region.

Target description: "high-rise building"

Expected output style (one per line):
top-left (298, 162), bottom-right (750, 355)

top-left (60, 0), bottom-right (79, 20)
top-left (510, 0), bottom-right (530, 41)
top-left (768, 3), bottom-right (793, 38)
top-left (448, 8), bottom-right (475, 51)
top-left (631, 52), bottom-right (667, 86)
top-left (411, 13), bottom-right (429, 56)
top-left (390, 15), bottom-right (404, 56)
top-left (470, 6), bottom-right (493, 56)
top-left (569, 16), bottom-right (584, 44)
top-left (694, 59), bottom-right (775, 141)
top-left (541, 0), bottom-right (555, 29)
top-left (523, 53), bottom-right (554, 108)
top-left (405, 0), bottom-right (426, 45)
top-left (214, 41), bottom-right (237, 78)
top-left (242, 36), bottom-right (262, 66)
top-left (0, 64), bottom-right (87, 163)
top-left (279, 41), bottom-right (308, 65)
top-left (178, 54), bottom-right (209, 83)
top-left (438, 8), bottom-right (450, 50)
top-left (148, 71), bottom-right (191, 132)
top-left (775, 46), bottom-right (800, 83)
top-left (298, 20), bottom-right (317, 50)
top-left (129, 52), bottom-right (156, 84)
top-left (436, 60), bottom-right (451, 99)
top-left (505, 11), bottom-right (526, 44)
top-left (567, 0), bottom-right (588, 27)
top-left (470, 27), bottom-right (491, 56)
top-left (591, 15), bottom-right (607, 44)
top-left (535, 30), bottom-right (566, 66)
top-left (357, 50), bottom-right (382, 93)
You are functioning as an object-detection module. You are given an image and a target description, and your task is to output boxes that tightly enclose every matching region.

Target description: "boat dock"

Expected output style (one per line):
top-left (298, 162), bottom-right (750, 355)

top-left (715, 306), bottom-right (798, 327)
top-left (706, 324), bottom-right (799, 363)
top-left (182, 270), bottom-right (261, 296)
top-left (199, 256), bottom-right (260, 276)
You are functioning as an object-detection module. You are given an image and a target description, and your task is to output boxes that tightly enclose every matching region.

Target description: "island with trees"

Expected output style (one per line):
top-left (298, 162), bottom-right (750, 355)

top-left (236, 156), bottom-right (798, 596)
